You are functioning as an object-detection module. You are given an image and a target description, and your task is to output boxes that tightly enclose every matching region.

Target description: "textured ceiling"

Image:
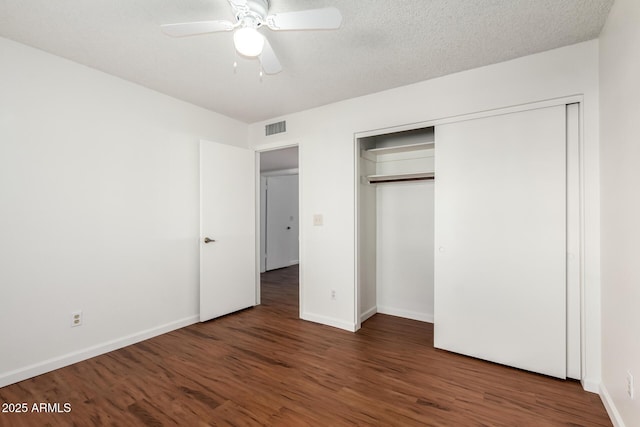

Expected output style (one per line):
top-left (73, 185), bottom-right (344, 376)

top-left (0, 0), bottom-right (613, 123)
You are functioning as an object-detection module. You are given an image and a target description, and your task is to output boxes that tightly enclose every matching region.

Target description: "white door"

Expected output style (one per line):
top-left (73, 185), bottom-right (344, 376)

top-left (434, 106), bottom-right (567, 378)
top-left (265, 174), bottom-right (299, 270)
top-left (200, 140), bottom-right (256, 322)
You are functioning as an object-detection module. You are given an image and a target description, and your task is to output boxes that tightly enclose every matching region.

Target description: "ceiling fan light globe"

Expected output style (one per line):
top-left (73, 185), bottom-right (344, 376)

top-left (233, 27), bottom-right (265, 57)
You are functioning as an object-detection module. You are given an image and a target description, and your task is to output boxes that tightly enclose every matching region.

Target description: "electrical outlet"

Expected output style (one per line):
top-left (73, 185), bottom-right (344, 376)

top-left (71, 311), bottom-right (83, 327)
top-left (331, 290), bottom-right (336, 300)
top-left (313, 214), bottom-right (323, 226)
top-left (627, 371), bottom-right (635, 399)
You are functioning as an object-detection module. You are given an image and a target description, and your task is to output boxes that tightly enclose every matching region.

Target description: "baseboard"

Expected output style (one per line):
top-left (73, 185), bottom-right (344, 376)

top-left (360, 306), bottom-right (377, 323)
top-left (301, 312), bottom-right (356, 332)
top-left (599, 383), bottom-right (626, 427)
top-left (377, 306), bottom-right (434, 323)
top-left (582, 377), bottom-right (600, 394)
top-left (0, 315), bottom-right (199, 388)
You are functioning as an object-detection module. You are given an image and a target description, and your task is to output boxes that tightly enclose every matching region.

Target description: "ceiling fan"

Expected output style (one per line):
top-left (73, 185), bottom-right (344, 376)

top-left (161, 0), bottom-right (343, 75)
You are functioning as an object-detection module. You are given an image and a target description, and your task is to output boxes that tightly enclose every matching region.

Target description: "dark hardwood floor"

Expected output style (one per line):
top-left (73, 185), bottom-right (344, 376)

top-left (1, 264), bottom-right (611, 426)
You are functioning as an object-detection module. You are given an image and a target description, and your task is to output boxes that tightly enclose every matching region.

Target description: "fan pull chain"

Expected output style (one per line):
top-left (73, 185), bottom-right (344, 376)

top-left (233, 49), bottom-right (239, 74)
top-left (233, 51), bottom-right (238, 74)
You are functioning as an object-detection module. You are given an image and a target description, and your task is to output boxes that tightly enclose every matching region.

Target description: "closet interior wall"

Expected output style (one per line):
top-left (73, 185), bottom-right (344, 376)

top-left (358, 127), bottom-right (435, 324)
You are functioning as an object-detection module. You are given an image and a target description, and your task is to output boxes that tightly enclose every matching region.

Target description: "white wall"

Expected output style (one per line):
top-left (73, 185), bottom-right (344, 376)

top-left (599, 0), bottom-right (640, 425)
top-left (0, 37), bottom-right (247, 386)
top-left (376, 180), bottom-right (434, 322)
top-left (249, 40), bottom-right (601, 390)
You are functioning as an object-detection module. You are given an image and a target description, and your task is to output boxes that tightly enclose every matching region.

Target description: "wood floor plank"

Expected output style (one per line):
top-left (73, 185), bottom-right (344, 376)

top-left (0, 264), bottom-right (611, 426)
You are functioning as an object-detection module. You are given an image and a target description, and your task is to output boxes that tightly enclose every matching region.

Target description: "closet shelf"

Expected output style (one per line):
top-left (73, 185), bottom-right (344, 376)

top-left (364, 141), bottom-right (434, 157)
top-left (367, 172), bottom-right (435, 184)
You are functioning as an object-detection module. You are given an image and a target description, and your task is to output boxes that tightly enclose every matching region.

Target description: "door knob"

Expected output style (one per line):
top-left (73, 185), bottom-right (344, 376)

top-left (286, 226), bottom-right (291, 230)
top-left (204, 237), bottom-right (216, 244)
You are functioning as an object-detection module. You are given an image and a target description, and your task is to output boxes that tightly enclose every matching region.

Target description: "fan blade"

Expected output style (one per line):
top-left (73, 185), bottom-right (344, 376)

top-left (161, 20), bottom-right (235, 37)
top-left (266, 7), bottom-right (342, 31)
top-left (259, 38), bottom-right (282, 75)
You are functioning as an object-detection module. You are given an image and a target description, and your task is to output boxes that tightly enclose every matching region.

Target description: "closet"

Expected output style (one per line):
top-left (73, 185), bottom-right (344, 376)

top-left (356, 101), bottom-right (581, 381)
top-left (357, 127), bottom-right (436, 324)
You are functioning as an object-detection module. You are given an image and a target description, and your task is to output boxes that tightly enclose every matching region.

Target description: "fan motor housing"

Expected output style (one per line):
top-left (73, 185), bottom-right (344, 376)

top-left (239, 0), bottom-right (269, 22)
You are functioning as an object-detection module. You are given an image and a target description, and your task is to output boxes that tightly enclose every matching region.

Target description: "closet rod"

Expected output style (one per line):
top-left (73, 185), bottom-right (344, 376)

top-left (368, 175), bottom-right (435, 184)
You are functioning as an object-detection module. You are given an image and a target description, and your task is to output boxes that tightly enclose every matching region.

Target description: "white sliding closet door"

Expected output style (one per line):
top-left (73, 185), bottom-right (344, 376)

top-left (434, 106), bottom-right (567, 379)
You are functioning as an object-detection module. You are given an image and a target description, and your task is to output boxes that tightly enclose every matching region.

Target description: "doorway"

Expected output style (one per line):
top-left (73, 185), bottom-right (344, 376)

top-left (258, 146), bottom-right (300, 313)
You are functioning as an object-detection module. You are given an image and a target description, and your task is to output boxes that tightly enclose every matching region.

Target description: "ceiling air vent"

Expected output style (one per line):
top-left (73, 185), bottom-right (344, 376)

top-left (265, 120), bottom-right (286, 136)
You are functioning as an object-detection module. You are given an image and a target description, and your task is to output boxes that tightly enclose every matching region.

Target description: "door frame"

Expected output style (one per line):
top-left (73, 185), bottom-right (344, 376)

top-left (354, 95), bottom-right (585, 378)
top-left (254, 142), bottom-right (301, 315)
